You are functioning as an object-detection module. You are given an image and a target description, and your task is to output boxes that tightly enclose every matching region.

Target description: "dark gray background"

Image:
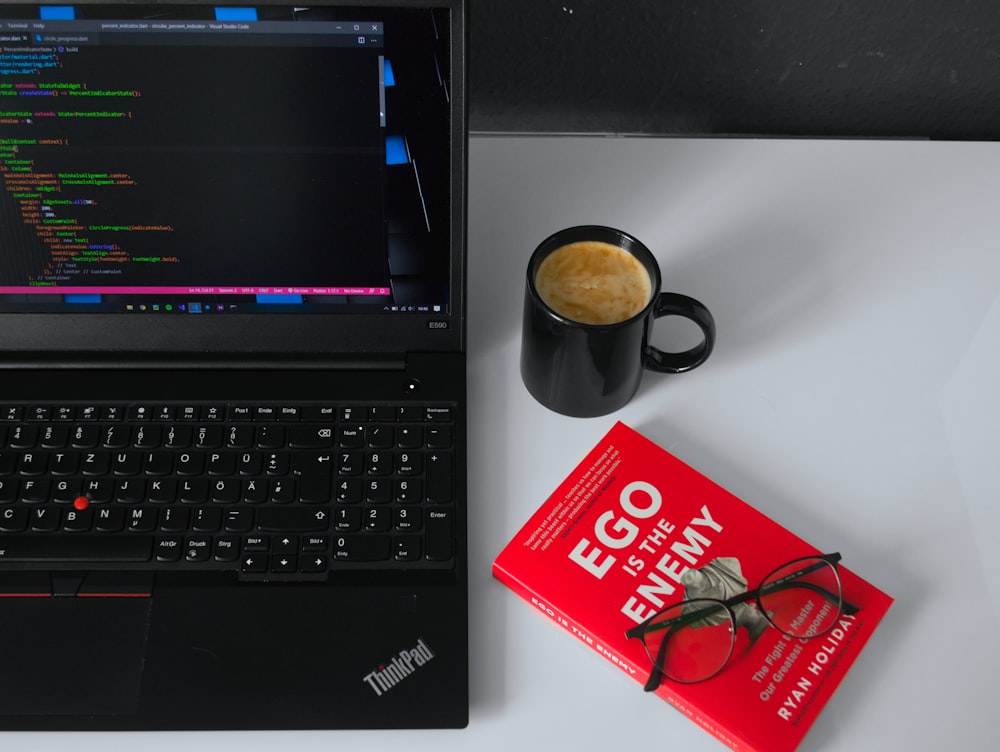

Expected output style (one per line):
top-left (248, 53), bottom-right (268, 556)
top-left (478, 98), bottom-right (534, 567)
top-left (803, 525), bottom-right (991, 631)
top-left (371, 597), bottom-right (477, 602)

top-left (468, 0), bottom-right (1000, 139)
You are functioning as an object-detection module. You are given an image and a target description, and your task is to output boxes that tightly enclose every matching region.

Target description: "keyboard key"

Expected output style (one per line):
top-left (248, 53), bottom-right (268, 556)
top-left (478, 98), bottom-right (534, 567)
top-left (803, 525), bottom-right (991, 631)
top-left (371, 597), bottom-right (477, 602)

top-left (226, 426), bottom-right (255, 449)
top-left (53, 479), bottom-right (82, 502)
top-left (425, 452), bottom-right (453, 502)
top-left (228, 406), bottom-right (253, 421)
top-left (184, 536), bottom-right (212, 562)
top-left (271, 554), bottom-right (298, 573)
top-left (148, 478), bottom-right (177, 503)
top-left (179, 479), bottom-right (208, 503)
top-left (366, 425), bottom-right (394, 449)
top-left (18, 452), bottom-right (48, 476)
top-left (155, 536), bottom-right (182, 562)
top-left (116, 479), bottom-right (145, 504)
top-left (333, 534), bottom-right (390, 562)
top-left (300, 554), bottom-right (327, 573)
top-left (213, 535), bottom-right (240, 562)
top-left (81, 451), bottom-right (111, 476)
top-left (30, 507), bottom-right (61, 533)
top-left (81, 479), bottom-right (113, 503)
top-left (210, 478), bottom-right (240, 504)
top-left (176, 452), bottom-right (204, 476)
top-left (95, 507), bottom-right (125, 532)
top-left (0, 535), bottom-right (152, 562)
top-left (301, 535), bottom-right (327, 552)
top-left (396, 426), bottom-right (423, 449)
top-left (196, 426), bottom-right (224, 449)
top-left (256, 425), bottom-right (285, 449)
top-left (299, 476), bottom-right (331, 503)
top-left (302, 406), bottom-right (335, 422)
top-left (127, 508), bottom-right (157, 533)
top-left (0, 508), bottom-right (28, 532)
top-left (9, 425), bottom-right (37, 450)
top-left (334, 507), bottom-right (361, 532)
top-left (101, 425), bottom-right (130, 449)
top-left (240, 553), bottom-right (268, 573)
top-left (272, 535), bottom-right (298, 554)
top-left (194, 507), bottom-right (223, 532)
top-left (20, 479), bottom-right (50, 504)
top-left (257, 506), bottom-right (329, 532)
top-left (159, 507), bottom-right (189, 533)
top-left (426, 426), bottom-right (453, 449)
top-left (395, 536), bottom-right (421, 562)
top-left (425, 509), bottom-right (454, 561)
top-left (288, 425), bottom-right (334, 449)
top-left (63, 508), bottom-right (92, 532)
top-left (133, 425), bottom-right (161, 449)
top-left (71, 425), bottom-right (99, 448)
top-left (164, 425), bottom-right (192, 448)
top-left (243, 535), bottom-right (269, 551)
top-left (50, 452), bottom-right (79, 476)
top-left (425, 406), bottom-right (453, 422)
top-left (40, 425), bottom-right (69, 449)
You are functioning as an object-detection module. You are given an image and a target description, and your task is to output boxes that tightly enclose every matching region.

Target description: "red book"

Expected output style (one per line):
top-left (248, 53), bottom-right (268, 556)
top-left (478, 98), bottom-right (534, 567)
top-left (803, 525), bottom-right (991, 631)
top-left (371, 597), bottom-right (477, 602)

top-left (493, 422), bottom-right (893, 752)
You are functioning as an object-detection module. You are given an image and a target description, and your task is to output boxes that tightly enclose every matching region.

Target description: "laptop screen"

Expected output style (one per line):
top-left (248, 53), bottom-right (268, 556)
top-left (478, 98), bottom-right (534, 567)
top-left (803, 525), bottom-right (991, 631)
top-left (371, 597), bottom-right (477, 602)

top-left (0, 3), bottom-right (457, 323)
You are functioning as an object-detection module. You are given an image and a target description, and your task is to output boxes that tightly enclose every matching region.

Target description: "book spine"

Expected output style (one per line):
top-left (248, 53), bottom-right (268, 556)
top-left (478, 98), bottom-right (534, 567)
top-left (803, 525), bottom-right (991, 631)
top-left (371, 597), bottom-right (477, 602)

top-left (492, 563), bottom-right (645, 682)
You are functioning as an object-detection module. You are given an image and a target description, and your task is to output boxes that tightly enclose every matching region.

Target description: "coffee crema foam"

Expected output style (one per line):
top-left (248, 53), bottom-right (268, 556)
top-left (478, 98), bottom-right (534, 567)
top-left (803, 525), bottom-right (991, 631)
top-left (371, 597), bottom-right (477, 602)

top-left (534, 241), bottom-right (652, 325)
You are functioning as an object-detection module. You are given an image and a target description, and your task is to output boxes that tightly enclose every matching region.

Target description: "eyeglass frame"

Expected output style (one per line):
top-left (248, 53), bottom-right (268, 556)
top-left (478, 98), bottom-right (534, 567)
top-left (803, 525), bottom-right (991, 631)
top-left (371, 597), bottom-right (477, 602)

top-left (624, 552), bottom-right (860, 690)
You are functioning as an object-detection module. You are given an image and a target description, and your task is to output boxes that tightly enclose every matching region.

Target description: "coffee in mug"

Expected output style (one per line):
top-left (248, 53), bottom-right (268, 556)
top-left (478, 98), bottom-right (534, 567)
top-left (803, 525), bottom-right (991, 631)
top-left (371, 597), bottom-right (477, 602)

top-left (521, 226), bottom-right (716, 418)
top-left (533, 241), bottom-right (652, 325)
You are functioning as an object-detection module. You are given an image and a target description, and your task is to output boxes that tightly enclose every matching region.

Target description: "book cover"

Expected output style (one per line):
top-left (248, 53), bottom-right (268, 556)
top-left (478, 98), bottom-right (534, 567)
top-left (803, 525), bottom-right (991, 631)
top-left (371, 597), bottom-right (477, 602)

top-left (493, 422), bottom-right (893, 752)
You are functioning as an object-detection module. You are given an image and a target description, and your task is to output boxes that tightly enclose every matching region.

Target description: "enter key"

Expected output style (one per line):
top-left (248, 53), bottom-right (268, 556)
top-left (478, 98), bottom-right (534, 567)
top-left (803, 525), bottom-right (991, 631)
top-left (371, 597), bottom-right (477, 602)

top-left (425, 508), bottom-right (454, 561)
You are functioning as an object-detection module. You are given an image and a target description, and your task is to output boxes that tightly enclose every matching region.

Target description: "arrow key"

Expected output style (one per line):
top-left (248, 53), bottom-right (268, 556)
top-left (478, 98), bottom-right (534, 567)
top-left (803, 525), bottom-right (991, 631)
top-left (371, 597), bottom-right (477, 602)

top-left (241, 554), bottom-right (267, 573)
top-left (300, 555), bottom-right (328, 573)
top-left (271, 554), bottom-right (298, 573)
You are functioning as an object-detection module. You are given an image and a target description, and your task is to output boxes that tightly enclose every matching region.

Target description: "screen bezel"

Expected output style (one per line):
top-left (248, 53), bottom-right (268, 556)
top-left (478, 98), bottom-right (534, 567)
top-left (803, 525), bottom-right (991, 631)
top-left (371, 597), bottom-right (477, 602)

top-left (0, 0), bottom-right (466, 358)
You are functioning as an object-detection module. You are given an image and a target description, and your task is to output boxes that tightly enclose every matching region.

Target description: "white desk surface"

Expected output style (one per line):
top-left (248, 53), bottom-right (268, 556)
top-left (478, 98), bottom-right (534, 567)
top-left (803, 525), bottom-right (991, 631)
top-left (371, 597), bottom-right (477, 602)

top-left (9, 136), bottom-right (1000, 750)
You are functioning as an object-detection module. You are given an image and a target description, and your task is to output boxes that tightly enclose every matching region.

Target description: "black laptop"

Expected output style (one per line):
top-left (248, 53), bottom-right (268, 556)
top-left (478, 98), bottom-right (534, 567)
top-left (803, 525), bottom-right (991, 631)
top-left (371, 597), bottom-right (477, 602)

top-left (0, 0), bottom-right (467, 730)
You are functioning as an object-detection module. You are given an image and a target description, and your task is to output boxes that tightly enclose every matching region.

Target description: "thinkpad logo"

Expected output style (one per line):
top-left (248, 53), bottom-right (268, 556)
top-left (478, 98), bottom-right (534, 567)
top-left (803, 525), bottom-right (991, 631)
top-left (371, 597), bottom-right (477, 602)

top-left (363, 638), bottom-right (435, 697)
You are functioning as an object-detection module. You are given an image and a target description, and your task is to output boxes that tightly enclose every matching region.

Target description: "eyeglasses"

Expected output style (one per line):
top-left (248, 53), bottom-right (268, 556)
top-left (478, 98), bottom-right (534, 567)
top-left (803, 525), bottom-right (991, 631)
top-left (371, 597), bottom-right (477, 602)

top-left (624, 553), bottom-right (859, 689)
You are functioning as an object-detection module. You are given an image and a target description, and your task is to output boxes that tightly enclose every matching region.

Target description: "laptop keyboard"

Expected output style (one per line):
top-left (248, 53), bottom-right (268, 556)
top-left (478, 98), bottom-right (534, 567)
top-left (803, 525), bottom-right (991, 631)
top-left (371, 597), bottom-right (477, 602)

top-left (0, 402), bottom-right (457, 579)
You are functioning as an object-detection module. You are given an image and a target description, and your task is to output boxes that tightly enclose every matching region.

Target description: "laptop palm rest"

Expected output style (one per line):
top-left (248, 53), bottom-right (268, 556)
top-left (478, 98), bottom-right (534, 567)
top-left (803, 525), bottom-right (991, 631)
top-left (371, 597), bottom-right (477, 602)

top-left (0, 598), bottom-right (151, 715)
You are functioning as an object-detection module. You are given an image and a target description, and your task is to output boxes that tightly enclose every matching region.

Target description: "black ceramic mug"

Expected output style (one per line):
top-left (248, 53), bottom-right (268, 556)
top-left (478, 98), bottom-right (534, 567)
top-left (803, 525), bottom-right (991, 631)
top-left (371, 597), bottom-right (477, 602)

top-left (520, 226), bottom-right (716, 418)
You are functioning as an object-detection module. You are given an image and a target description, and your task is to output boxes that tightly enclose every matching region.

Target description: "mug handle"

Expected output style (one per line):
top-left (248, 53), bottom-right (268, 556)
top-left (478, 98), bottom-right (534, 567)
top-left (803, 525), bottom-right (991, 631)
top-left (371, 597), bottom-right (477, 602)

top-left (642, 293), bottom-right (716, 374)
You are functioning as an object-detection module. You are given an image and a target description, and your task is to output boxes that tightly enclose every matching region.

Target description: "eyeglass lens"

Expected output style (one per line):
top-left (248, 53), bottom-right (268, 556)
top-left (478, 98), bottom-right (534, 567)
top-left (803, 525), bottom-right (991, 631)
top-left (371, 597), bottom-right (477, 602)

top-left (641, 599), bottom-right (735, 683)
top-left (758, 557), bottom-right (843, 638)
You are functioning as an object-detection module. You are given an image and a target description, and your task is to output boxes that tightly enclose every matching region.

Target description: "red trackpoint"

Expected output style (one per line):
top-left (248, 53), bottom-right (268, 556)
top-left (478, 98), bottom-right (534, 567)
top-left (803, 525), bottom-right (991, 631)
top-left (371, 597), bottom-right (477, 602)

top-left (73, 496), bottom-right (90, 511)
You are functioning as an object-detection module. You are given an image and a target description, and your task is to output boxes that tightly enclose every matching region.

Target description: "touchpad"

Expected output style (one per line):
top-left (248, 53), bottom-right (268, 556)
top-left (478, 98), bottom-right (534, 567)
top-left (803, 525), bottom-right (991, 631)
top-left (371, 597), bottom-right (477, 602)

top-left (0, 598), bottom-right (152, 716)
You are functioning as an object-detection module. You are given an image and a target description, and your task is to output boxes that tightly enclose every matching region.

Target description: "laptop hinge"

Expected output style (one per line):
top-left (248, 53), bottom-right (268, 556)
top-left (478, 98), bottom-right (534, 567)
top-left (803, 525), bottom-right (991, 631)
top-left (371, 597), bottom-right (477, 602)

top-left (0, 352), bottom-right (408, 371)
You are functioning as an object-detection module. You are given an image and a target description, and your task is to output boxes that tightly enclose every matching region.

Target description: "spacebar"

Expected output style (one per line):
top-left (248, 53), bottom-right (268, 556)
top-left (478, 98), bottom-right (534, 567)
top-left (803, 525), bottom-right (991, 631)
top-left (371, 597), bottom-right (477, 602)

top-left (0, 536), bottom-right (153, 562)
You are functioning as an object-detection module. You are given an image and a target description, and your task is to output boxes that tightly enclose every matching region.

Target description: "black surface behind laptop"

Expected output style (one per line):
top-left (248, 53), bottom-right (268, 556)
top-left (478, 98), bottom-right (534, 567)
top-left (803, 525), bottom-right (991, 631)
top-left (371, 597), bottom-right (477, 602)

top-left (0, 0), bottom-right (467, 730)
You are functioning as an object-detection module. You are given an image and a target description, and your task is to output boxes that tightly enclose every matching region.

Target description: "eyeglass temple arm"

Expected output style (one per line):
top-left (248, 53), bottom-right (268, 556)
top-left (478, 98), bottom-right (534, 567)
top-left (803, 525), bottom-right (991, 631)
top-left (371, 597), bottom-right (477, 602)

top-left (640, 624), bottom-right (673, 692)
